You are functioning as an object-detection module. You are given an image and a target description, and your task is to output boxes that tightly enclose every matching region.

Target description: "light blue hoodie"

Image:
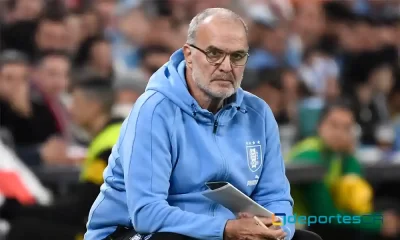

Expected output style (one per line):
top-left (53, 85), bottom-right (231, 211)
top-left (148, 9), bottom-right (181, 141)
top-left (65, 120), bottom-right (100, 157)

top-left (85, 49), bottom-right (294, 240)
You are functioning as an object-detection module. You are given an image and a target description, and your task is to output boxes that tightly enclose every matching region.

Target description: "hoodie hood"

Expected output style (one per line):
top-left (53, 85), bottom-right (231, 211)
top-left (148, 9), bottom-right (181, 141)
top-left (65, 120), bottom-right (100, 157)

top-left (146, 48), bottom-right (245, 123)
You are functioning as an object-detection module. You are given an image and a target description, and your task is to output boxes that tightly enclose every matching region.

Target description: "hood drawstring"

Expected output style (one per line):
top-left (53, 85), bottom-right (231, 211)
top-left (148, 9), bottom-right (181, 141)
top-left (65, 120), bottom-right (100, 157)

top-left (191, 103), bottom-right (197, 117)
top-left (236, 106), bottom-right (247, 114)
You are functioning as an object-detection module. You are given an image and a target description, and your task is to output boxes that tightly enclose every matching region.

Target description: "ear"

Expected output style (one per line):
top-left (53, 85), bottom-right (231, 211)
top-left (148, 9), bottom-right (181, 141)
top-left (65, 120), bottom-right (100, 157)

top-left (182, 44), bottom-right (193, 69)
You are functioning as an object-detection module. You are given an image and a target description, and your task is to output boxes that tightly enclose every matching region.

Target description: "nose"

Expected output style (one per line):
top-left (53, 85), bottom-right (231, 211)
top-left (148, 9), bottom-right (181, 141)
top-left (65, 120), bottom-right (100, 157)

top-left (218, 55), bottom-right (233, 73)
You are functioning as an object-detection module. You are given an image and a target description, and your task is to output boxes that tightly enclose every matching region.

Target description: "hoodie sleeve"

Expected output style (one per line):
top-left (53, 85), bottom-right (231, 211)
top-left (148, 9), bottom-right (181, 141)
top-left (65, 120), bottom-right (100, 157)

top-left (250, 106), bottom-right (295, 240)
top-left (120, 96), bottom-right (228, 240)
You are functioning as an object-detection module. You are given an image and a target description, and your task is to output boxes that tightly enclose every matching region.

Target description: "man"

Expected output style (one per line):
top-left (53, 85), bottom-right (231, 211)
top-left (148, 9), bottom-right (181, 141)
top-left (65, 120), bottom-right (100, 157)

top-left (245, 68), bottom-right (290, 125)
top-left (0, 50), bottom-right (68, 166)
top-left (4, 77), bottom-right (123, 240)
top-left (287, 101), bottom-right (400, 240)
top-left (34, 12), bottom-right (69, 57)
top-left (5, 50), bottom-right (72, 166)
top-left (86, 8), bottom-right (294, 240)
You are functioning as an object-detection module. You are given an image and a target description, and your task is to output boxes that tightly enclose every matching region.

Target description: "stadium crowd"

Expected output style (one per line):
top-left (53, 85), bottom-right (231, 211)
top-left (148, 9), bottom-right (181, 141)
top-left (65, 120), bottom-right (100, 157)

top-left (2, 0), bottom-right (400, 239)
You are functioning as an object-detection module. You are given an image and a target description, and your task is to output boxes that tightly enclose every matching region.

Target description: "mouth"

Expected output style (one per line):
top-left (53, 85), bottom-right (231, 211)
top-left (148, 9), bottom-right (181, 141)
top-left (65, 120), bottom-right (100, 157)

top-left (212, 79), bottom-right (233, 84)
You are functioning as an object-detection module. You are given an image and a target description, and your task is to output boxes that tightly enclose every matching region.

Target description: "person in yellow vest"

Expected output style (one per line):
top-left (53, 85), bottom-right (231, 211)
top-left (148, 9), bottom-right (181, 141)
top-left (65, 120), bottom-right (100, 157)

top-left (287, 100), bottom-right (400, 240)
top-left (5, 76), bottom-right (124, 240)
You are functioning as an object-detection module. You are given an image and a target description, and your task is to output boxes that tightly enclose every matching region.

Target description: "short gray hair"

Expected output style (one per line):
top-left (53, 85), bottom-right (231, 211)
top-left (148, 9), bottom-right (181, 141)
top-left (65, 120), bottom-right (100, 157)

top-left (187, 8), bottom-right (248, 45)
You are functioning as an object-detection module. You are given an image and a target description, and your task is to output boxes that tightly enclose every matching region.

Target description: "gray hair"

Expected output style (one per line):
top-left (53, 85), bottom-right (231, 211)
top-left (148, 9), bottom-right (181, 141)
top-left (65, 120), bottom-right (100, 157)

top-left (187, 8), bottom-right (248, 45)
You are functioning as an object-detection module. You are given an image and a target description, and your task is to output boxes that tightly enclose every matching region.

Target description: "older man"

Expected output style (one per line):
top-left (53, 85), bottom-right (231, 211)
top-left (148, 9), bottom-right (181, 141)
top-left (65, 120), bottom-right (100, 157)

top-left (85, 8), bottom-right (294, 240)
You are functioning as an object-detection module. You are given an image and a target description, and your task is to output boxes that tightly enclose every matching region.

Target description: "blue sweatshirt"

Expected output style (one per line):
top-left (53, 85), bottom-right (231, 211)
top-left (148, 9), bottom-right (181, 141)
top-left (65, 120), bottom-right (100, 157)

top-left (85, 49), bottom-right (294, 240)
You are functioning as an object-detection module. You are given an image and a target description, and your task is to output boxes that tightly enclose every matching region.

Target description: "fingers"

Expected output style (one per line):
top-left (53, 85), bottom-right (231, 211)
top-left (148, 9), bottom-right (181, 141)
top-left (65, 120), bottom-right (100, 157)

top-left (238, 212), bottom-right (254, 218)
top-left (266, 228), bottom-right (286, 240)
top-left (259, 217), bottom-right (273, 226)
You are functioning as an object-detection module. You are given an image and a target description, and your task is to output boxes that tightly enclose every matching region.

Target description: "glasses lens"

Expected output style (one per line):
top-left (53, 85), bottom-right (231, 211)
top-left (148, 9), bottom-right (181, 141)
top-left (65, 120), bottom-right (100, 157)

top-left (205, 49), bottom-right (249, 66)
top-left (231, 54), bottom-right (248, 66)
top-left (206, 51), bottom-right (225, 63)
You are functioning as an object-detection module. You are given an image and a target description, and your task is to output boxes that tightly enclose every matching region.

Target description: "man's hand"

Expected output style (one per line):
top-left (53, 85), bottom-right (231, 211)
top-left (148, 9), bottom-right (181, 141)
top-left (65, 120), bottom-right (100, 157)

top-left (40, 136), bottom-right (72, 165)
top-left (9, 82), bottom-right (31, 117)
top-left (224, 216), bottom-right (286, 240)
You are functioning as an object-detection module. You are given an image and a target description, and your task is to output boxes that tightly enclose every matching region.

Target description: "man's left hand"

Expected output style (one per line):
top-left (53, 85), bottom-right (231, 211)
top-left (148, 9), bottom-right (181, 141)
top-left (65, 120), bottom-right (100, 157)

top-left (238, 212), bottom-right (282, 230)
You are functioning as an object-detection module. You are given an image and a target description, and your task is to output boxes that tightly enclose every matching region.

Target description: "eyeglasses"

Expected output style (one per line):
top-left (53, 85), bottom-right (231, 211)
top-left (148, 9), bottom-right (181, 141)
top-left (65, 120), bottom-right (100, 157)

top-left (188, 44), bottom-right (249, 67)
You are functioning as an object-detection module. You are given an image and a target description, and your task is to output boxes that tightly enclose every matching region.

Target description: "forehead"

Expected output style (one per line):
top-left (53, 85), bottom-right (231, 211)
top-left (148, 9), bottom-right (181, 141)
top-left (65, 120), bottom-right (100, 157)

top-left (40, 20), bottom-right (65, 31)
top-left (196, 15), bottom-right (248, 51)
top-left (325, 108), bottom-right (353, 123)
top-left (1, 63), bottom-right (28, 73)
top-left (41, 56), bottom-right (69, 68)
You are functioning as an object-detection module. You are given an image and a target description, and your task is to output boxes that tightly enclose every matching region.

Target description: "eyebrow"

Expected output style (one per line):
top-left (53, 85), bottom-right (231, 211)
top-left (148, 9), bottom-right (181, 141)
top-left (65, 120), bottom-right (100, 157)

top-left (206, 45), bottom-right (248, 53)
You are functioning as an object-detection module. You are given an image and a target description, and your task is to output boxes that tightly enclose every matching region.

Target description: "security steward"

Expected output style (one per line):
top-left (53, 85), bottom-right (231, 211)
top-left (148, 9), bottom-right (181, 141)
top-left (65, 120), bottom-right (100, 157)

top-left (4, 76), bottom-right (124, 240)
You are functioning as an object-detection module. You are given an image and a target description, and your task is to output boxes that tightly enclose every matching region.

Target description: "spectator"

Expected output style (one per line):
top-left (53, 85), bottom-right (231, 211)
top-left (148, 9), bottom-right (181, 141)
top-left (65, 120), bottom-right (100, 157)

top-left (291, 0), bottom-right (326, 55)
top-left (298, 45), bottom-right (340, 102)
top-left (112, 72), bottom-right (147, 118)
top-left (351, 80), bottom-right (381, 146)
top-left (287, 100), bottom-right (400, 240)
top-left (31, 50), bottom-right (71, 138)
top-left (6, 0), bottom-right (44, 23)
top-left (346, 49), bottom-right (395, 145)
top-left (74, 35), bottom-right (114, 79)
top-left (0, 1), bottom-right (43, 57)
top-left (246, 68), bottom-right (291, 125)
top-left (138, 45), bottom-right (171, 79)
top-left (33, 12), bottom-right (69, 60)
top-left (5, 77), bottom-right (123, 240)
top-left (245, 3), bottom-right (291, 69)
top-left (0, 50), bottom-right (70, 166)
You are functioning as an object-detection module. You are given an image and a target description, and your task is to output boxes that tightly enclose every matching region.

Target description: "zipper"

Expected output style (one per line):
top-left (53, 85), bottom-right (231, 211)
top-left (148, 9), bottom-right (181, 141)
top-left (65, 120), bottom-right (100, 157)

top-left (213, 120), bottom-right (218, 134)
top-left (212, 110), bottom-right (229, 180)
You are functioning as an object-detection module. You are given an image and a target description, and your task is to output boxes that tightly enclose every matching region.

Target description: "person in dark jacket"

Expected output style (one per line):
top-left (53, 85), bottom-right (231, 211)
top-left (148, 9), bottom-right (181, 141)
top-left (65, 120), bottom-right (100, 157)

top-left (3, 77), bottom-right (123, 240)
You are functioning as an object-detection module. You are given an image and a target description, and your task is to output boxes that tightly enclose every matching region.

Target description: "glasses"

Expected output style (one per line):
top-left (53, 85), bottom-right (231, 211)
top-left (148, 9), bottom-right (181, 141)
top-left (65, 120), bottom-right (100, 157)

top-left (188, 44), bottom-right (249, 67)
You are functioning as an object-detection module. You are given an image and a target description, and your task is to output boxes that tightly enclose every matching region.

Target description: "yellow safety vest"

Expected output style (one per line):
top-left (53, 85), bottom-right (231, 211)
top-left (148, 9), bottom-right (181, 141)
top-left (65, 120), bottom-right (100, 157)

top-left (80, 122), bottom-right (122, 185)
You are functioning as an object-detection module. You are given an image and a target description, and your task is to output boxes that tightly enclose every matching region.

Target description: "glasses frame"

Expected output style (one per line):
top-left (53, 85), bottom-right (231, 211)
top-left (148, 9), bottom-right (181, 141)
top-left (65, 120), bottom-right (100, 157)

top-left (188, 44), bottom-right (250, 67)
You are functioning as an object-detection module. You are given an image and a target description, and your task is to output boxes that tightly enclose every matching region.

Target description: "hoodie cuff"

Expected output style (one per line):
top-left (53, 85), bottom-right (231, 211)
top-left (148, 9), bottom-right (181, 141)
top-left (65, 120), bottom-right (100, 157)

top-left (214, 217), bottom-right (229, 240)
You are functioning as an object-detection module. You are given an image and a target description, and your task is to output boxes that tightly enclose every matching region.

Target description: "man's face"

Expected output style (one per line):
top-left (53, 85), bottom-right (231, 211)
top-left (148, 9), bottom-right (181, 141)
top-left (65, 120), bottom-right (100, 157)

top-left (0, 63), bottom-right (29, 100)
top-left (143, 52), bottom-right (170, 77)
top-left (184, 16), bottom-right (248, 99)
top-left (261, 26), bottom-right (288, 56)
top-left (319, 108), bottom-right (355, 152)
top-left (13, 0), bottom-right (43, 21)
top-left (252, 84), bottom-right (282, 116)
top-left (90, 41), bottom-right (112, 69)
top-left (370, 65), bottom-right (394, 94)
top-left (37, 56), bottom-right (70, 97)
top-left (69, 89), bottom-right (100, 128)
top-left (95, 0), bottom-right (117, 24)
top-left (35, 20), bottom-right (68, 51)
top-left (294, 2), bottom-right (325, 47)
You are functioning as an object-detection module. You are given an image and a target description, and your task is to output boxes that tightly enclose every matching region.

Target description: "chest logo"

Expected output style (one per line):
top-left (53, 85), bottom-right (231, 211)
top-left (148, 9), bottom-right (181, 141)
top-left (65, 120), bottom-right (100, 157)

top-left (246, 141), bottom-right (263, 172)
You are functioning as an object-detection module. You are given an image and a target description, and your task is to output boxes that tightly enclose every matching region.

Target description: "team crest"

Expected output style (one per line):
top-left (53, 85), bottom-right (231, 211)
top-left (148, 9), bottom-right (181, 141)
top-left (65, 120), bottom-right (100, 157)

top-left (246, 141), bottom-right (263, 172)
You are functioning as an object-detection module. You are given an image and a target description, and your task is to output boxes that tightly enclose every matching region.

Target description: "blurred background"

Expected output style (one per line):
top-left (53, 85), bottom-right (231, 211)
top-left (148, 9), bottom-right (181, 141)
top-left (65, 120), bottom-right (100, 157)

top-left (2, 0), bottom-right (400, 239)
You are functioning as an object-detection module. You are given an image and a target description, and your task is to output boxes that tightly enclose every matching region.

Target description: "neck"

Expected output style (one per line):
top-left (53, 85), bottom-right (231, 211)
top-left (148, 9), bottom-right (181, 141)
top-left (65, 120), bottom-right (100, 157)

top-left (87, 113), bottom-right (110, 136)
top-left (186, 70), bottom-right (223, 114)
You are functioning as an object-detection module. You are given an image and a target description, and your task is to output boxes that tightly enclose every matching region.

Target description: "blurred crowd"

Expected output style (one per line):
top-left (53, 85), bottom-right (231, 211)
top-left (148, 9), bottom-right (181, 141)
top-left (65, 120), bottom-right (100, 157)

top-left (2, 0), bottom-right (400, 239)
top-left (2, 0), bottom-right (400, 166)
